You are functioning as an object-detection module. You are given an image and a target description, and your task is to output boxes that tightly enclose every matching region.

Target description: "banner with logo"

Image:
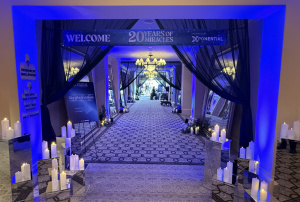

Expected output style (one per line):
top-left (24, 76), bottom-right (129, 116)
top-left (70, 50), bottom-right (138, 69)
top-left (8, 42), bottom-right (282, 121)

top-left (63, 29), bottom-right (227, 46)
top-left (66, 82), bottom-right (99, 123)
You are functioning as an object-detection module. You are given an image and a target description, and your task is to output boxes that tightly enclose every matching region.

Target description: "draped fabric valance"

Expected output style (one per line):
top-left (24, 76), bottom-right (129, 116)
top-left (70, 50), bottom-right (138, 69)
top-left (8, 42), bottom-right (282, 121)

top-left (120, 62), bottom-right (145, 90)
top-left (156, 19), bottom-right (252, 147)
top-left (41, 19), bottom-right (138, 143)
top-left (155, 62), bottom-right (182, 90)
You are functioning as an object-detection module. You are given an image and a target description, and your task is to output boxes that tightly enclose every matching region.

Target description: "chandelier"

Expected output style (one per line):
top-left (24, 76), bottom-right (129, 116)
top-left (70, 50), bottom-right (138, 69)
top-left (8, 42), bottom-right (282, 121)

top-left (135, 54), bottom-right (166, 72)
top-left (222, 66), bottom-right (236, 80)
top-left (143, 71), bottom-right (158, 79)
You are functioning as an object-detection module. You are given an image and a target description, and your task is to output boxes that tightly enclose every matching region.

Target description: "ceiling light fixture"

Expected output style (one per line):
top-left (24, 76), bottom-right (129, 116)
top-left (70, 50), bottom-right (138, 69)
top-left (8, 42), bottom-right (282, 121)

top-left (135, 54), bottom-right (166, 72)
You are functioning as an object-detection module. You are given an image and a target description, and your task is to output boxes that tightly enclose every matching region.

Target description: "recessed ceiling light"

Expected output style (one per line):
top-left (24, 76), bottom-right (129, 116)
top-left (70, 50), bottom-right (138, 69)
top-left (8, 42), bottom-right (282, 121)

top-left (144, 20), bottom-right (154, 24)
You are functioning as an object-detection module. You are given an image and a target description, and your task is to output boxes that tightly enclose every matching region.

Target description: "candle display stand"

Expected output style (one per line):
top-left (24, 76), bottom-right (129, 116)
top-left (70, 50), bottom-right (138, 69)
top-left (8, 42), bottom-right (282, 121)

top-left (237, 158), bottom-right (250, 184)
top-left (56, 137), bottom-right (66, 172)
top-left (244, 189), bottom-right (279, 202)
top-left (0, 135), bottom-right (34, 201)
top-left (211, 174), bottom-right (244, 202)
top-left (243, 168), bottom-right (259, 190)
top-left (200, 136), bottom-right (222, 190)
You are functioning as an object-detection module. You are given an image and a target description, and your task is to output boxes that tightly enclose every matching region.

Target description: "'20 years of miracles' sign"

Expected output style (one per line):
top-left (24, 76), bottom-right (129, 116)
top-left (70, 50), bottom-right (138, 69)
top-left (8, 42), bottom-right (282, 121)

top-left (63, 29), bottom-right (227, 46)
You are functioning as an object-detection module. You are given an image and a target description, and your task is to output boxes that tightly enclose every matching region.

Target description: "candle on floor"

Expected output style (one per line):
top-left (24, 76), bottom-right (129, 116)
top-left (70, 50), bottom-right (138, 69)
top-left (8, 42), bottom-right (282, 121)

top-left (21, 163), bottom-right (31, 181)
top-left (211, 132), bottom-right (217, 142)
top-left (249, 141), bottom-right (255, 159)
top-left (251, 178), bottom-right (259, 197)
top-left (220, 129), bottom-right (226, 142)
top-left (74, 154), bottom-right (79, 170)
top-left (67, 121), bottom-right (72, 138)
top-left (246, 147), bottom-right (252, 160)
top-left (223, 167), bottom-right (230, 183)
top-left (51, 168), bottom-right (58, 181)
top-left (52, 179), bottom-right (59, 192)
top-left (14, 121), bottom-right (21, 137)
top-left (240, 147), bottom-right (246, 159)
top-left (42, 141), bottom-right (48, 151)
top-left (15, 171), bottom-right (22, 183)
top-left (60, 171), bottom-right (67, 190)
top-left (71, 129), bottom-right (75, 138)
top-left (43, 149), bottom-right (50, 159)
top-left (280, 122), bottom-right (289, 138)
top-left (214, 124), bottom-right (220, 137)
top-left (217, 168), bottom-right (223, 181)
top-left (249, 160), bottom-right (255, 173)
top-left (190, 127), bottom-right (193, 134)
top-left (61, 126), bottom-right (66, 138)
top-left (255, 161), bottom-right (260, 174)
top-left (227, 161), bottom-right (233, 184)
top-left (1, 118), bottom-right (9, 139)
top-left (261, 181), bottom-right (268, 192)
top-left (260, 189), bottom-right (267, 201)
top-left (288, 128), bottom-right (295, 140)
top-left (6, 127), bottom-right (14, 139)
top-left (79, 158), bottom-right (85, 170)
top-left (70, 155), bottom-right (75, 171)
top-left (51, 142), bottom-right (57, 158)
top-left (52, 158), bottom-right (58, 170)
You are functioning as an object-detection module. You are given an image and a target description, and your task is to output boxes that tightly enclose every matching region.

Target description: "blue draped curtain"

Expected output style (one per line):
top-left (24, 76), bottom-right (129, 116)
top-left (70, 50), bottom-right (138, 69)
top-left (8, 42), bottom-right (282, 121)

top-left (156, 19), bottom-right (252, 147)
top-left (41, 19), bottom-right (137, 144)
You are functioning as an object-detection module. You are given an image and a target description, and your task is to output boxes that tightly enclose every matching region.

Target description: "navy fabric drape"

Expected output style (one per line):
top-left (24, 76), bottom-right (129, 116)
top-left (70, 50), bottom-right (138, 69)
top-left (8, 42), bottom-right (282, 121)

top-left (41, 19), bottom-right (137, 143)
top-left (155, 62), bottom-right (182, 90)
top-left (120, 62), bottom-right (145, 90)
top-left (156, 19), bottom-right (253, 147)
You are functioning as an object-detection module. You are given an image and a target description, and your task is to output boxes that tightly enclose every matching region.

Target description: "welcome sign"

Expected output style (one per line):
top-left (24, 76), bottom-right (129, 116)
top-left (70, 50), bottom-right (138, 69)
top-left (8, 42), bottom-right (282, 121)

top-left (63, 29), bottom-right (227, 46)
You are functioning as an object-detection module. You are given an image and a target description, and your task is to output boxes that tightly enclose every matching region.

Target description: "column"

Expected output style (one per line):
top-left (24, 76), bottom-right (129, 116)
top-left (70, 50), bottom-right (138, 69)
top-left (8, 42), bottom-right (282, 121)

top-left (190, 75), bottom-right (208, 122)
top-left (181, 65), bottom-right (192, 119)
top-left (172, 67), bottom-right (176, 105)
top-left (133, 72), bottom-right (136, 100)
top-left (92, 55), bottom-right (109, 117)
top-left (111, 58), bottom-right (120, 113)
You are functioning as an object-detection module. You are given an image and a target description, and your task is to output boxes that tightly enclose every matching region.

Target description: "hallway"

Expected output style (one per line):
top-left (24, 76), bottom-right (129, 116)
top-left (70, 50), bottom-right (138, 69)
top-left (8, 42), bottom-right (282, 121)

top-left (84, 96), bottom-right (205, 165)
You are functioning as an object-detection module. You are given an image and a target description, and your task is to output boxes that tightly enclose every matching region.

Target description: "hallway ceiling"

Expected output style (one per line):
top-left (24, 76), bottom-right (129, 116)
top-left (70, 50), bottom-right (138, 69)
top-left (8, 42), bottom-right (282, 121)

top-left (108, 19), bottom-right (181, 61)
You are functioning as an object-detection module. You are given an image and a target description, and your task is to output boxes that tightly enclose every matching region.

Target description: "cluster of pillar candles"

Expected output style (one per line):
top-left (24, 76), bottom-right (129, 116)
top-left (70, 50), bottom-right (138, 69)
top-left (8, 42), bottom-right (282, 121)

top-left (51, 158), bottom-right (67, 191)
top-left (101, 117), bottom-right (112, 126)
top-left (280, 121), bottom-right (300, 140)
top-left (1, 118), bottom-right (22, 139)
top-left (172, 108), bottom-right (178, 113)
top-left (251, 178), bottom-right (269, 201)
top-left (210, 124), bottom-right (227, 142)
top-left (15, 163), bottom-right (31, 183)
top-left (217, 161), bottom-right (233, 184)
top-left (239, 141), bottom-right (260, 173)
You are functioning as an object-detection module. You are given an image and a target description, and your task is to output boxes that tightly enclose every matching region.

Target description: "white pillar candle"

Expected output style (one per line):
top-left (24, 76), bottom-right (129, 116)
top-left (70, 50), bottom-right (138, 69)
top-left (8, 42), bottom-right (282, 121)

top-left (211, 132), bottom-right (217, 142)
top-left (60, 171), bottom-right (67, 190)
top-left (51, 142), bottom-right (57, 158)
top-left (52, 179), bottom-right (59, 192)
top-left (6, 127), bottom-right (14, 139)
top-left (79, 158), bottom-right (85, 170)
top-left (190, 127), bottom-right (193, 134)
top-left (227, 161), bottom-right (233, 184)
top-left (52, 158), bottom-right (58, 170)
top-left (43, 149), bottom-right (50, 159)
top-left (74, 154), bottom-right (79, 170)
top-left (67, 121), bottom-right (72, 138)
top-left (70, 155), bottom-right (75, 171)
top-left (1, 118), bottom-right (9, 139)
top-left (240, 147), bottom-right (246, 159)
top-left (61, 126), bottom-right (66, 138)
top-left (255, 161), bottom-right (260, 174)
top-left (249, 160), bottom-right (255, 173)
top-left (280, 122), bottom-right (289, 138)
top-left (42, 141), bottom-right (48, 151)
top-left (261, 181), bottom-right (268, 191)
top-left (217, 167), bottom-right (223, 181)
top-left (260, 189), bottom-right (267, 201)
top-left (15, 171), bottom-right (22, 183)
top-left (21, 163), bottom-right (31, 181)
top-left (246, 147), bottom-right (252, 160)
top-left (71, 129), bottom-right (75, 138)
top-left (14, 121), bottom-right (21, 137)
top-left (214, 124), bottom-right (220, 137)
top-left (223, 167), bottom-right (230, 183)
top-left (220, 129), bottom-right (226, 141)
top-left (288, 128), bottom-right (295, 140)
top-left (251, 178), bottom-right (259, 197)
top-left (51, 168), bottom-right (58, 180)
top-left (249, 141), bottom-right (255, 159)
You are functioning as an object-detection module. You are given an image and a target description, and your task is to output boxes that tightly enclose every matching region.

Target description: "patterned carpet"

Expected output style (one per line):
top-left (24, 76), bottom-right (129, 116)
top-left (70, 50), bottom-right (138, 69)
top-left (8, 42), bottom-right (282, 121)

top-left (72, 163), bottom-right (211, 202)
top-left (83, 97), bottom-right (205, 165)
